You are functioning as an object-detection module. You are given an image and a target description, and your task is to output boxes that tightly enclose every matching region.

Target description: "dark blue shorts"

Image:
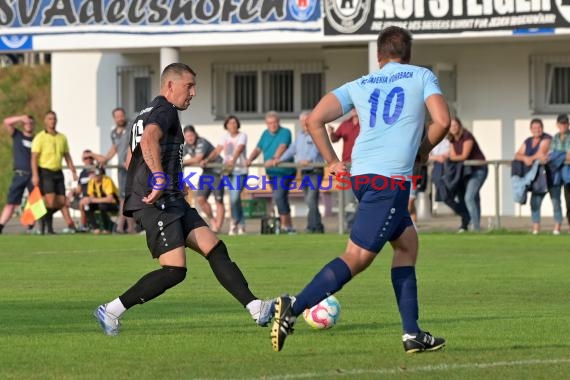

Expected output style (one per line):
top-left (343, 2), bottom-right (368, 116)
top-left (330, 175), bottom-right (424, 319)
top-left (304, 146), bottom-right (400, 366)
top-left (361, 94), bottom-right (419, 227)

top-left (349, 174), bottom-right (414, 253)
top-left (7, 171), bottom-right (33, 205)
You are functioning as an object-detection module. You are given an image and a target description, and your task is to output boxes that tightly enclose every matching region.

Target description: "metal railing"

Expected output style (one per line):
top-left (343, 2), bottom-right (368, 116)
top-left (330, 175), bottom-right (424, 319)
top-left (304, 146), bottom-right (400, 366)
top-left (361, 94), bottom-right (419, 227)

top-left (67, 159), bottom-right (564, 234)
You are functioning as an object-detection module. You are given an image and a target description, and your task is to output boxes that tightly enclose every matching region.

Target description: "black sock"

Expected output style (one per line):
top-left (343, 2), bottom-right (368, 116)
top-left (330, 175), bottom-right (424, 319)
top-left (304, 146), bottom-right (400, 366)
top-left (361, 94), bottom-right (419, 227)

top-left (119, 266), bottom-right (187, 309)
top-left (0, 224), bottom-right (4, 234)
top-left (206, 240), bottom-right (256, 306)
top-left (46, 209), bottom-right (56, 233)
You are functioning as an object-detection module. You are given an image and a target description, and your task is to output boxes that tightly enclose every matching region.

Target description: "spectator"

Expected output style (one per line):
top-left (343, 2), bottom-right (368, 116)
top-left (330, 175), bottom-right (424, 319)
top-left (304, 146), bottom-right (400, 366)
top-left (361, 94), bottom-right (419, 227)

top-left (548, 113), bottom-right (570, 235)
top-left (0, 114), bottom-right (35, 234)
top-left (429, 138), bottom-right (450, 208)
top-left (97, 107), bottom-right (135, 234)
top-left (31, 111), bottom-right (78, 234)
top-left (513, 118), bottom-right (552, 234)
top-left (447, 117), bottom-right (488, 232)
top-left (277, 111), bottom-right (325, 233)
top-left (80, 168), bottom-right (119, 234)
top-left (327, 108), bottom-right (360, 231)
top-left (182, 125), bottom-right (225, 233)
top-left (246, 111), bottom-right (297, 234)
top-left (67, 150), bottom-right (98, 232)
top-left (327, 108), bottom-right (360, 163)
top-left (207, 116), bottom-right (248, 235)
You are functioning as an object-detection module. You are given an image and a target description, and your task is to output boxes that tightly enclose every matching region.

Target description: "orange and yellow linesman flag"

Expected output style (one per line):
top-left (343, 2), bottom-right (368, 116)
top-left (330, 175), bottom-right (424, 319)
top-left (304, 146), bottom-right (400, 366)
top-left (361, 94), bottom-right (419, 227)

top-left (20, 186), bottom-right (47, 226)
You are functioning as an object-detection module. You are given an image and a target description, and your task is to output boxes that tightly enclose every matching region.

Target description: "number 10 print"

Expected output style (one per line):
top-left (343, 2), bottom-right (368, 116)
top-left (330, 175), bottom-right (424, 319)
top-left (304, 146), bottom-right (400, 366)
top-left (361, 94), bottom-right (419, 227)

top-left (368, 87), bottom-right (405, 128)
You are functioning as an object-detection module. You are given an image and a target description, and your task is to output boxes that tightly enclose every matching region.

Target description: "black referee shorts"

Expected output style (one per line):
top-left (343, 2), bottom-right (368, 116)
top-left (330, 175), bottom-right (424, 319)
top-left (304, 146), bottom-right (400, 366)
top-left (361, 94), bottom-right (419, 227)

top-left (39, 168), bottom-right (66, 196)
top-left (133, 198), bottom-right (208, 258)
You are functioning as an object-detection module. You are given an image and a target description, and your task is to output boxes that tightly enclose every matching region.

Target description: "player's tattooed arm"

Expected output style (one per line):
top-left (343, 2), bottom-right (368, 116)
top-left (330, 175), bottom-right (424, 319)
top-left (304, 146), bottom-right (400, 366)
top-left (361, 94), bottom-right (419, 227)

top-left (140, 123), bottom-right (165, 175)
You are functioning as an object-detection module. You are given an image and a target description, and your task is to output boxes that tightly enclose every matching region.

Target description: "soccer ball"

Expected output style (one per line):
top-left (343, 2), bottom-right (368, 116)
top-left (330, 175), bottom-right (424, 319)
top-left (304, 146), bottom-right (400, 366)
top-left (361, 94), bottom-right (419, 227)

top-left (302, 295), bottom-right (341, 329)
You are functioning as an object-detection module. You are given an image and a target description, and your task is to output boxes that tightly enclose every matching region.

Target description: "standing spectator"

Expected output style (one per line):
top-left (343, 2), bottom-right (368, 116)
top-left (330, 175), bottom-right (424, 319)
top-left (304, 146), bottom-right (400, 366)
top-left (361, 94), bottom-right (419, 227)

top-left (80, 168), bottom-right (119, 234)
top-left (31, 111), bottom-right (78, 234)
top-left (447, 117), bottom-right (488, 232)
top-left (327, 108), bottom-right (360, 231)
top-left (429, 138), bottom-right (450, 209)
top-left (246, 111), bottom-right (297, 234)
top-left (206, 116), bottom-right (248, 235)
top-left (269, 26), bottom-right (449, 353)
top-left (0, 114), bottom-right (35, 234)
top-left (182, 125), bottom-right (225, 233)
top-left (327, 108), bottom-right (360, 163)
top-left (513, 118), bottom-right (552, 234)
top-left (277, 111), bottom-right (325, 233)
top-left (97, 107), bottom-right (135, 234)
top-left (548, 113), bottom-right (570, 235)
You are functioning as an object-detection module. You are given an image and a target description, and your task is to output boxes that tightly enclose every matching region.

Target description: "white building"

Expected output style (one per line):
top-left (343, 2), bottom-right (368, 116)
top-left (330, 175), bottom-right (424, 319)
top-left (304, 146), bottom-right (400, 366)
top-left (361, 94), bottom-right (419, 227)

top-left (2, 0), bottom-right (570, 219)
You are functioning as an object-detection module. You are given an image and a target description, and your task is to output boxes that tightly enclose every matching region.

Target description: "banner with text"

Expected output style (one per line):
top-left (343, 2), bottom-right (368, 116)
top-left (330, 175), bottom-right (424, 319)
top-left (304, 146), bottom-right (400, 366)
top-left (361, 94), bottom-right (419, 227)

top-left (324, 0), bottom-right (570, 35)
top-left (0, 0), bottom-right (321, 34)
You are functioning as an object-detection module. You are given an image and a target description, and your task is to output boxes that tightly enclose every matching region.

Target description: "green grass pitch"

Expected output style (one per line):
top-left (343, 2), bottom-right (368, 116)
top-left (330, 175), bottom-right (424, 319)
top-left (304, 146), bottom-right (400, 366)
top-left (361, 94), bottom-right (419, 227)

top-left (0, 233), bottom-right (569, 379)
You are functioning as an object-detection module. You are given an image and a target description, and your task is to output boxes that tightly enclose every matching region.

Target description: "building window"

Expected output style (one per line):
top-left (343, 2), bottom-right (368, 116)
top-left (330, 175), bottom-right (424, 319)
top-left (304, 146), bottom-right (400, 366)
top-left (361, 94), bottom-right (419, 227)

top-left (531, 55), bottom-right (570, 113)
top-left (263, 70), bottom-right (294, 113)
top-left (117, 65), bottom-right (152, 117)
top-left (231, 71), bottom-right (257, 113)
top-left (301, 72), bottom-right (324, 110)
top-left (213, 61), bottom-right (324, 118)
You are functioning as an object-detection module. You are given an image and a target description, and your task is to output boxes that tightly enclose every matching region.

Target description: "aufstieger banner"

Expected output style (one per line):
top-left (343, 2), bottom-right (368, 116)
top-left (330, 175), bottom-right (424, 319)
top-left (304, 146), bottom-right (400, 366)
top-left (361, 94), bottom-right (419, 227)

top-left (324, 0), bottom-right (570, 35)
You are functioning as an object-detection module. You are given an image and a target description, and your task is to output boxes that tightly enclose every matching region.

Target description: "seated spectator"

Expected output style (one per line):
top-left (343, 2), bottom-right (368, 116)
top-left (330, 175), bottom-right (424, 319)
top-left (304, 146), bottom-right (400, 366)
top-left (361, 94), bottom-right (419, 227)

top-left (446, 117), bottom-right (488, 232)
top-left (513, 118), bottom-right (552, 234)
top-left (67, 150), bottom-right (97, 232)
top-left (547, 113), bottom-right (570, 235)
top-left (79, 168), bottom-right (119, 234)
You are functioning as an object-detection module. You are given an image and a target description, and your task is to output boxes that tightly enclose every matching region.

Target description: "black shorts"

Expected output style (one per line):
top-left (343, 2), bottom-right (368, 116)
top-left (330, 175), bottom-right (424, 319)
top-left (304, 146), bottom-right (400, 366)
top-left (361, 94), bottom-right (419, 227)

top-left (7, 171), bottom-right (33, 205)
top-left (133, 198), bottom-right (208, 258)
top-left (39, 168), bottom-right (66, 196)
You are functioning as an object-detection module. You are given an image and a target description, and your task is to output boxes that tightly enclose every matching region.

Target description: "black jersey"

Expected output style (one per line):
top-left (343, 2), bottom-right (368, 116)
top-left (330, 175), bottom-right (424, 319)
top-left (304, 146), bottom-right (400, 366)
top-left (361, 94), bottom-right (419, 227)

top-left (124, 96), bottom-right (184, 216)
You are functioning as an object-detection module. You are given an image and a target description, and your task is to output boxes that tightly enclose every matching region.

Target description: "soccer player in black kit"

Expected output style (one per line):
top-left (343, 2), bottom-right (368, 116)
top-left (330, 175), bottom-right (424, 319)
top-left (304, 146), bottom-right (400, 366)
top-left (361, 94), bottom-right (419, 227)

top-left (94, 63), bottom-right (274, 335)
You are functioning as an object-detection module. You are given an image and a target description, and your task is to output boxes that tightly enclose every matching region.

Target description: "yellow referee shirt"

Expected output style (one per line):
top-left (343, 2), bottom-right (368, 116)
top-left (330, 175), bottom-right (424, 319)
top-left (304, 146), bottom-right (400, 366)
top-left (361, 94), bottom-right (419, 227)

top-left (31, 130), bottom-right (69, 171)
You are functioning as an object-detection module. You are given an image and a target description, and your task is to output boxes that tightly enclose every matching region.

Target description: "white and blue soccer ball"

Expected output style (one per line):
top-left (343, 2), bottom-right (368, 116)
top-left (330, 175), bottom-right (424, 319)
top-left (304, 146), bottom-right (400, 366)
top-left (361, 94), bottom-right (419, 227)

top-left (302, 295), bottom-right (341, 329)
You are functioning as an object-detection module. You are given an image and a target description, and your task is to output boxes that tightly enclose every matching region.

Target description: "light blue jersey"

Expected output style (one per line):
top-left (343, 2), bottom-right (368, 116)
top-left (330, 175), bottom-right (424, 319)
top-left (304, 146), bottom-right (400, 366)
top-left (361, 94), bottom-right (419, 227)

top-left (332, 62), bottom-right (441, 177)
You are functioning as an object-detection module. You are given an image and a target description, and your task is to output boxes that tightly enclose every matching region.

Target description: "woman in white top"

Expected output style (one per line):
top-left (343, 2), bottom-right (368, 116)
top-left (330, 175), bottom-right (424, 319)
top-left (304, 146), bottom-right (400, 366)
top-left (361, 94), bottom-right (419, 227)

top-left (209, 115), bottom-right (248, 235)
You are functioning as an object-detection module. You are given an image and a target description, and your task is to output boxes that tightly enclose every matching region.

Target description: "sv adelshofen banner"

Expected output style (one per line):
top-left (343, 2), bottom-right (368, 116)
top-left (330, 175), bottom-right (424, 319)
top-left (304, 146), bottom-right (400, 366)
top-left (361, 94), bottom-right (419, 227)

top-left (324, 0), bottom-right (570, 35)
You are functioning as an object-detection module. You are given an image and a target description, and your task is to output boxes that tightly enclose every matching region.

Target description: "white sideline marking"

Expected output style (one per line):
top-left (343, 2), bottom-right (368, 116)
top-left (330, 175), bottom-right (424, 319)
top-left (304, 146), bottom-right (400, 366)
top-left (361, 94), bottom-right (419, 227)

top-left (249, 358), bottom-right (570, 380)
top-left (34, 248), bottom-right (140, 255)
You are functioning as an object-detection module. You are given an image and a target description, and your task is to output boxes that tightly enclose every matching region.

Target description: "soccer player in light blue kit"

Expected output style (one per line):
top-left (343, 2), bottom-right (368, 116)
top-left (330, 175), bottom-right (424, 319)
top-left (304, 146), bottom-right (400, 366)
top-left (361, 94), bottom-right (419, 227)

top-left (271, 26), bottom-right (451, 353)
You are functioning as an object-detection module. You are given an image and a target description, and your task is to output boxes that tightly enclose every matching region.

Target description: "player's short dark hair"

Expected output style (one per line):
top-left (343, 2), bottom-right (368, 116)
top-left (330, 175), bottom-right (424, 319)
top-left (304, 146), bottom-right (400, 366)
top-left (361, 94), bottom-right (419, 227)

top-left (27, 115), bottom-right (34, 121)
top-left (223, 115), bottom-right (241, 130)
top-left (377, 26), bottom-right (413, 63)
top-left (161, 63), bottom-right (196, 87)
top-left (183, 125), bottom-right (196, 134)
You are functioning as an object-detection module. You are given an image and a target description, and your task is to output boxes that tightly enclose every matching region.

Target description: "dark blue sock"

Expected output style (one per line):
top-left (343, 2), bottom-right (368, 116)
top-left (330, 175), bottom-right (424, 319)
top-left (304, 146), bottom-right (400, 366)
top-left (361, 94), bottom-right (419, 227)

top-left (391, 266), bottom-right (419, 334)
top-left (292, 257), bottom-right (352, 316)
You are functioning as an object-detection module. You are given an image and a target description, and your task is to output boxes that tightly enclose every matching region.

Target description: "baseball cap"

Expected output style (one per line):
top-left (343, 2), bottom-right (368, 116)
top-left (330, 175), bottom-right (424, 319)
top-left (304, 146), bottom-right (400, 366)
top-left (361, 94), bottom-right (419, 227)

top-left (556, 114), bottom-right (569, 124)
top-left (93, 168), bottom-right (103, 176)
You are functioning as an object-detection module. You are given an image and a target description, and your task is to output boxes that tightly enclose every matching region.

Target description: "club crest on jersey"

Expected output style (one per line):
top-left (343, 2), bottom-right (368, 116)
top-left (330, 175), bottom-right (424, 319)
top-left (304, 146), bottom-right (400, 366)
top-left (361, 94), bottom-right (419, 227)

top-left (288, 0), bottom-right (318, 21)
top-left (325, 0), bottom-right (371, 34)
